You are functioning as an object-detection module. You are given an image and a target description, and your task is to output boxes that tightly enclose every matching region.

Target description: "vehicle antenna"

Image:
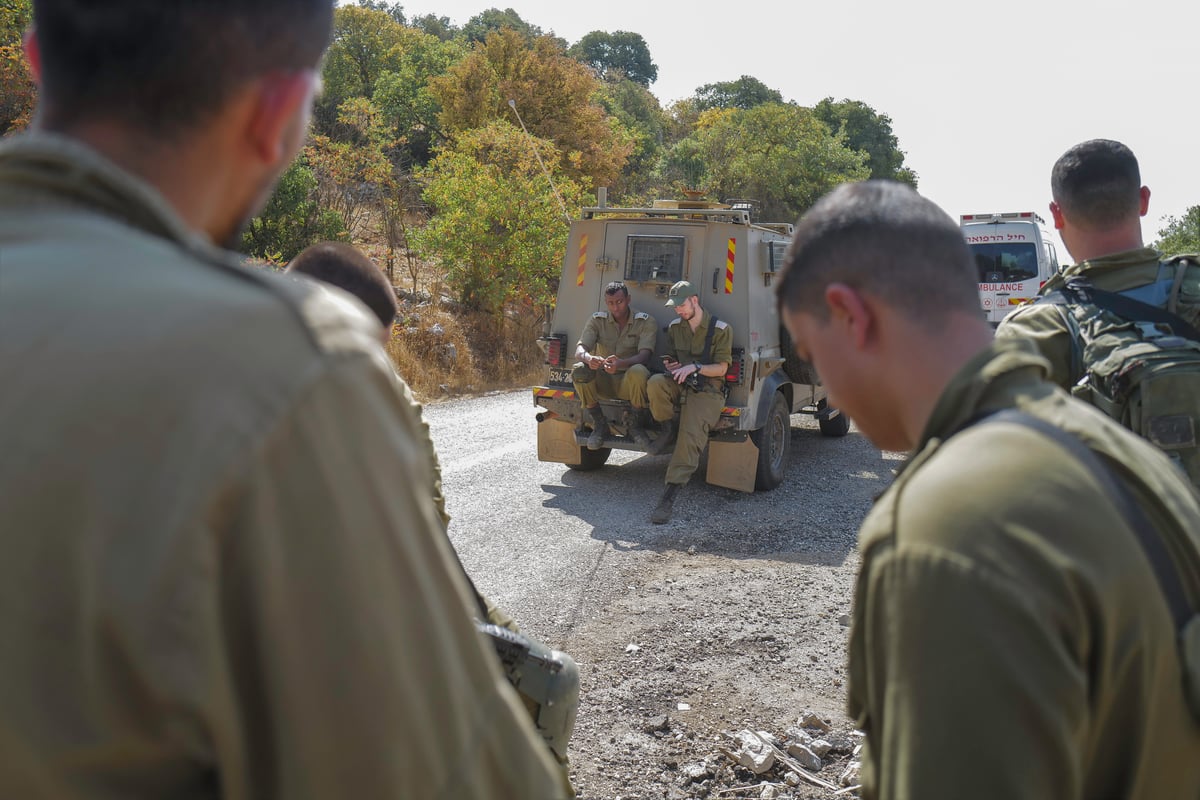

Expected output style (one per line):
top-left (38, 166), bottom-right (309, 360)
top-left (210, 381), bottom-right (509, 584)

top-left (508, 99), bottom-right (571, 226)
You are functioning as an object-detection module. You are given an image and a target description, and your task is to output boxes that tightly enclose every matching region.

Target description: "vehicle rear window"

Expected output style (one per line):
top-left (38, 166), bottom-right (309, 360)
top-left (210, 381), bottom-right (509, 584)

top-left (970, 242), bottom-right (1038, 283)
top-left (626, 236), bottom-right (685, 282)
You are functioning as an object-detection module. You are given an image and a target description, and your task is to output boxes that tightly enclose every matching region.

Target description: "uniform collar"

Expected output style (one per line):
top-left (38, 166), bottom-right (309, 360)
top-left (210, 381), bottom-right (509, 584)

top-left (1062, 246), bottom-right (1161, 280)
top-left (916, 337), bottom-right (1052, 456)
top-left (0, 132), bottom-right (227, 261)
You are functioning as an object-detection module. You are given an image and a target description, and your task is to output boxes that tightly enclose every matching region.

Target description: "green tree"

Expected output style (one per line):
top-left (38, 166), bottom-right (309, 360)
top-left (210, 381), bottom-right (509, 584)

top-left (317, 5), bottom-right (410, 134)
top-left (371, 29), bottom-right (466, 166)
top-left (240, 158), bottom-right (347, 263)
top-left (813, 97), bottom-right (917, 186)
top-left (693, 76), bottom-right (782, 112)
top-left (307, 97), bottom-right (397, 239)
top-left (0, 0), bottom-right (34, 135)
top-left (668, 103), bottom-right (869, 223)
top-left (411, 13), bottom-right (457, 41)
top-left (354, 0), bottom-right (405, 25)
top-left (412, 120), bottom-right (585, 314)
top-left (460, 7), bottom-right (551, 45)
top-left (1155, 206), bottom-right (1200, 254)
top-left (432, 28), bottom-right (634, 187)
top-left (596, 77), bottom-right (666, 199)
top-left (569, 30), bottom-right (657, 87)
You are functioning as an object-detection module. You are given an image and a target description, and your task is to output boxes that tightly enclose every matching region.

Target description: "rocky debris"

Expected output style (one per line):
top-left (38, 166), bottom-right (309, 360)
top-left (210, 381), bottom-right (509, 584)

top-left (701, 712), bottom-right (862, 799)
top-left (644, 715), bottom-right (670, 735)
top-left (786, 742), bottom-right (822, 771)
top-left (797, 710), bottom-right (832, 732)
top-left (724, 730), bottom-right (776, 774)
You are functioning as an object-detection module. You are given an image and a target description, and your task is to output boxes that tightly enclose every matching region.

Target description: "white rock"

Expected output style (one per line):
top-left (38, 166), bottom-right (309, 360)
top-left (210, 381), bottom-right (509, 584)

top-left (759, 784), bottom-right (779, 799)
top-left (797, 710), bottom-right (831, 731)
top-left (677, 702), bottom-right (690, 711)
top-left (839, 761), bottom-right (861, 787)
top-left (786, 742), bottom-right (822, 771)
top-left (785, 727), bottom-right (813, 746)
top-left (809, 739), bottom-right (833, 758)
top-left (624, 643), bottom-right (640, 653)
top-left (734, 730), bottom-right (776, 774)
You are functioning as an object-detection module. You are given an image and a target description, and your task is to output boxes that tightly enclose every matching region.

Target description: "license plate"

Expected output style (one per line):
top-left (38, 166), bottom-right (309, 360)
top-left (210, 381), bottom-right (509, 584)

top-left (548, 368), bottom-right (573, 386)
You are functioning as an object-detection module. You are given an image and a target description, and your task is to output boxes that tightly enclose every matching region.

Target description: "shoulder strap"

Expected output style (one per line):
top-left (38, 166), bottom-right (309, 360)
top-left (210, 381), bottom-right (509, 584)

top-left (975, 409), bottom-right (1192, 630)
top-left (1057, 277), bottom-right (1200, 342)
top-left (701, 314), bottom-right (719, 364)
top-left (1167, 257), bottom-right (1190, 316)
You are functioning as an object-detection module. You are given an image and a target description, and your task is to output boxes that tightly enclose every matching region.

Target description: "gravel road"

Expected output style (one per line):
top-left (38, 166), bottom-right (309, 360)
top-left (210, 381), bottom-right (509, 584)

top-left (424, 389), bottom-right (903, 799)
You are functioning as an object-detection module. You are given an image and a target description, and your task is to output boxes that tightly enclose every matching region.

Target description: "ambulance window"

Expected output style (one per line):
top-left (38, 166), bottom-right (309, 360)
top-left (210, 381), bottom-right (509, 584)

top-left (970, 242), bottom-right (1039, 283)
top-left (626, 236), bottom-right (685, 282)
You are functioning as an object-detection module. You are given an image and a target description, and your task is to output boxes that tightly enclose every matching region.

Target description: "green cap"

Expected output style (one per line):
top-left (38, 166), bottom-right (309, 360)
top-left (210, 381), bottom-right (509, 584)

top-left (665, 280), bottom-right (698, 307)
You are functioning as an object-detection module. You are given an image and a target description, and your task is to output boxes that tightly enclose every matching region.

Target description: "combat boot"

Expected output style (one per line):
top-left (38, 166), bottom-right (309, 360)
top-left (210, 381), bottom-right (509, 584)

top-left (651, 483), bottom-right (681, 524)
top-left (648, 418), bottom-right (675, 455)
top-left (623, 408), bottom-right (651, 447)
top-left (586, 405), bottom-right (608, 450)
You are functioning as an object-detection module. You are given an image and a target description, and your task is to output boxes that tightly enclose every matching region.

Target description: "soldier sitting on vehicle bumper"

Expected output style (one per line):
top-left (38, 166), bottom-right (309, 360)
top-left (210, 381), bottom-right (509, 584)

top-left (646, 280), bottom-right (731, 524)
top-left (572, 281), bottom-right (657, 449)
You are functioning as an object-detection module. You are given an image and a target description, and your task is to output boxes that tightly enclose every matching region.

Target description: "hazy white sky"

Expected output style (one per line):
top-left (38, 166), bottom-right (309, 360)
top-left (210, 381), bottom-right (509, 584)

top-left (395, 0), bottom-right (1198, 247)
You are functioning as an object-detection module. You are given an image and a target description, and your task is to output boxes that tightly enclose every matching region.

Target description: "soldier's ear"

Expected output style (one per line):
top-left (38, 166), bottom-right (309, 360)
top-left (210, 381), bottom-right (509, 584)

top-left (824, 283), bottom-right (871, 350)
top-left (1138, 186), bottom-right (1151, 217)
top-left (244, 69), bottom-right (318, 168)
top-left (1049, 201), bottom-right (1065, 230)
top-left (23, 26), bottom-right (41, 85)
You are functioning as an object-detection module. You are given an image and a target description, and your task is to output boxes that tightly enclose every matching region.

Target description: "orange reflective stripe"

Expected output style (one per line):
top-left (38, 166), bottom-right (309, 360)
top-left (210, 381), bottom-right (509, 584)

top-left (576, 234), bottom-right (588, 287)
top-left (725, 238), bottom-right (735, 293)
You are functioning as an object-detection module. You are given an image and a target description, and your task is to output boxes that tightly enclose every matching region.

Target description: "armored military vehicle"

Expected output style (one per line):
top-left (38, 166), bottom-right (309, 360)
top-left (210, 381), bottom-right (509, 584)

top-left (531, 190), bottom-right (849, 492)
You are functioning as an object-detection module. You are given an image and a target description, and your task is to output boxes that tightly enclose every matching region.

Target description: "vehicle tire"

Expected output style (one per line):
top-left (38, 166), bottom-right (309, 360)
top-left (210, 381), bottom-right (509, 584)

top-left (750, 391), bottom-right (791, 491)
top-left (567, 447), bottom-right (611, 471)
top-left (819, 408), bottom-right (850, 437)
top-left (780, 325), bottom-right (820, 385)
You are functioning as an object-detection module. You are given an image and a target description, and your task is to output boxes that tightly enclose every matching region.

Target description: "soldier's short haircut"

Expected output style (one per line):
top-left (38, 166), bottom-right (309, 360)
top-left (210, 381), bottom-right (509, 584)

top-left (287, 242), bottom-right (398, 329)
top-left (1051, 139), bottom-right (1142, 229)
top-left (604, 281), bottom-right (629, 297)
top-left (775, 180), bottom-right (979, 326)
top-left (32, 0), bottom-right (334, 136)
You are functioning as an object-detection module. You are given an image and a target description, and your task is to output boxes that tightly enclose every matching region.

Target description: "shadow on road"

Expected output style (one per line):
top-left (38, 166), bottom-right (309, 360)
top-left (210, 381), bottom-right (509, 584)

top-left (539, 422), bottom-right (898, 567)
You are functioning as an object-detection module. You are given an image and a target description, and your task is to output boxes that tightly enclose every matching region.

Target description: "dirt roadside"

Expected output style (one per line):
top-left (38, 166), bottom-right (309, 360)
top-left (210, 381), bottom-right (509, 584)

top-left (566, 547), bottom-right (865, 799)
top-left (553, 439), bottom-right (900, 799)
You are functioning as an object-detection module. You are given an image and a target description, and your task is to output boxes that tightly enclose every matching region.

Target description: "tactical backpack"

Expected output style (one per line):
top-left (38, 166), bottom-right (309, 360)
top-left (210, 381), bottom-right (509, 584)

top-left (1039, 256), bottom-right (1200, 488)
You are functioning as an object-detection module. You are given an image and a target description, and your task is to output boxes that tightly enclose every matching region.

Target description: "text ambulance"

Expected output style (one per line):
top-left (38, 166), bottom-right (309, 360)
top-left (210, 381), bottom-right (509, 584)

top-left (960, 211), bottom-right (1063, 325)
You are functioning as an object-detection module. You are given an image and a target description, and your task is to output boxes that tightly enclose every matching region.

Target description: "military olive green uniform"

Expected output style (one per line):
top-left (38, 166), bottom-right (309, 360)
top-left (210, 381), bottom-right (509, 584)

top-left (572, 309), bottom-right (656, 408)
top-left (848, 337), bottom-right (1200, 800)
top-left (996, 247), bottom-right (1200, 389)
top-left (647, 311), bottom-right (732, 485)
top-left (0, 134), bottom-right (566, 800)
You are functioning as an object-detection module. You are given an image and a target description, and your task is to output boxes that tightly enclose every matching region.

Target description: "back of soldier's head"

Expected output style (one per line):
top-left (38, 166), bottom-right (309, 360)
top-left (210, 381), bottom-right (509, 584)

top-left (1051, 139), bottom-right (1142, 229)
top-left (287, 242), bottom-right (398, 329)
top-left (31, 0), bottom-right (334, 136)
top-left (776, 180), bottom-right (979, 328)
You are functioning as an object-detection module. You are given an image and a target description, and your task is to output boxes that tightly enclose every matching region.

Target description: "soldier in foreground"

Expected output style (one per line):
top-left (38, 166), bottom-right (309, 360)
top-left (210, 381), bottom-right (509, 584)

top-left (776, 180), bottom-right (1200, 799)
top-left (646, 281), bottom-right (732, 523)
top-left (285, 243), bottom-right (579, 787)
top-left (572, 280), bottom-right (657, 448)
top-left (0, 2), bottom-right (567, 798)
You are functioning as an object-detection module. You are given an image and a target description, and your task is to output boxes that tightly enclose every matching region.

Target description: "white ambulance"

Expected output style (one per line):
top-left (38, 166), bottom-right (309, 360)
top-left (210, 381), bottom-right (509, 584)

top-left (960, 211), bottom-right (1064, 325)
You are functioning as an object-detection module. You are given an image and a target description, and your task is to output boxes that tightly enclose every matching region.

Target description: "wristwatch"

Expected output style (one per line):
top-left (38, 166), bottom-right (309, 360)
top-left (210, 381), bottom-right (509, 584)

top-left (692, 361), bottom-right (702, 374)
